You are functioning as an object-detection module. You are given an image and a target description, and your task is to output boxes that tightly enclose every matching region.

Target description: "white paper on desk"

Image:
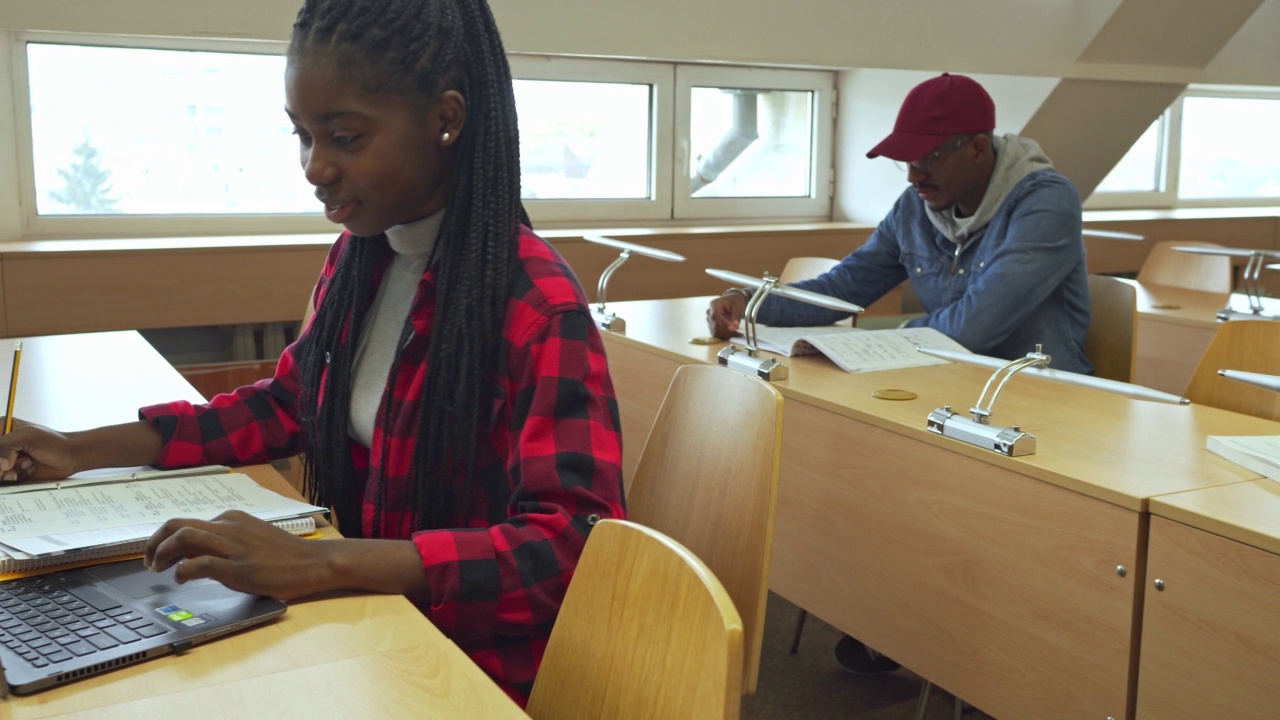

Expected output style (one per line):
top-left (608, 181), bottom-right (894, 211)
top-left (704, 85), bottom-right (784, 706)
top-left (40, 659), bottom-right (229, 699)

top-left (1206, 435), bottom-right (1280, 483)
top-left (0, 473), bottom-right (325, 552)
top-left (736, 326), bottom-right (969, 373)
top-left (730, 324), bottom-right (858, 357)
top-left (0, 465), bottom-right (231, 496)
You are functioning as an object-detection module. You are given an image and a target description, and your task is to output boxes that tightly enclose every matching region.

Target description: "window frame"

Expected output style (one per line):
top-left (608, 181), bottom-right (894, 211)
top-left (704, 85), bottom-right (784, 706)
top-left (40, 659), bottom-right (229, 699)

top-left (1087, 86), bottom-right (1280, 210)
top-left (672, 64), bottom-right (834, 221)
top-left (508, 55), bottom-right (675, 225)
top-left (13, 31), bottom-right (335, 239)
top-left (7, 33), bottom-right (837, 240)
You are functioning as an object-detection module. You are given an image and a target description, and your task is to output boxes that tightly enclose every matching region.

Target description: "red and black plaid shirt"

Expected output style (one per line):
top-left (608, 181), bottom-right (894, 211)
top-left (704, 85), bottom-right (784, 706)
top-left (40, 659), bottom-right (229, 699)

top-left (139, 227), bottom-right (625, 705)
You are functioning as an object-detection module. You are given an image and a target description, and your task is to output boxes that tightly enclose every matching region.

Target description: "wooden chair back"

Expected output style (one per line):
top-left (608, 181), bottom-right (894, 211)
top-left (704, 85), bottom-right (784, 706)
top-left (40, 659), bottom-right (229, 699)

top-left (1085, 274), bottom-right (1138, 382)
top-left (526, 519), bottom-right (744, 720)
top-left (778, 256), bottom-right (839, 284)
top-left (625, 364), bottom-right (783, 695)
top-left (1137, 241), bottom-right (1234, 294)
top-left (1184, 320), bottom-right (1280, 420)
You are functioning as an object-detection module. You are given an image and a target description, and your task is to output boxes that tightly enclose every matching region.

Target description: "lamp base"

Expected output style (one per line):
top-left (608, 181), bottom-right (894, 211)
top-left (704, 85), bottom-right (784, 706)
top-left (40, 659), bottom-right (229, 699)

top-left (717, 346), bottom-right (789, 382)
top-left (926, 407), bottom-right (1036, 456)
top-left (592, 309), bottom-right (626, 334)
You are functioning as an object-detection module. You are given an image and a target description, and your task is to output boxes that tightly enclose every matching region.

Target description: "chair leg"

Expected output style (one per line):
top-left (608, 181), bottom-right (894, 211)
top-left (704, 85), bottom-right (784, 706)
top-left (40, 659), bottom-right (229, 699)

top-left (914, 679), bottom-right (967, 720)
top-left (912, 680), bottom-right (933, 720)
top-left (788, 609), bottom-right (808, 654)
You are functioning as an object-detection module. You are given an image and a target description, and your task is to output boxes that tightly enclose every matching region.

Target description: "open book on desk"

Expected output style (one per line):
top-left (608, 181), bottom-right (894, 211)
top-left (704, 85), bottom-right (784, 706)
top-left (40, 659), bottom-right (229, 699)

top-left (732, 325), bottom-right (970, 373)
top-left (1206, 435), bottom-right (1280, 483)
top-left (0, 471), bottom-right (327, 576)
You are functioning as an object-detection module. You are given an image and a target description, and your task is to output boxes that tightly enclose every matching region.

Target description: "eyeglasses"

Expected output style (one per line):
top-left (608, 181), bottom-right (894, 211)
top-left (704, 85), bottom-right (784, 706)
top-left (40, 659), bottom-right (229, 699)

top-left (893, 135), bottom-right (975, 173)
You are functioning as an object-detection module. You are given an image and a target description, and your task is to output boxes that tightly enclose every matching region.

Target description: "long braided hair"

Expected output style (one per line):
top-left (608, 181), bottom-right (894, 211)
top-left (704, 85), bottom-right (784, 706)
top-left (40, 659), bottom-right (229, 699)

top-left (290, 0), bottom-right (524, 534)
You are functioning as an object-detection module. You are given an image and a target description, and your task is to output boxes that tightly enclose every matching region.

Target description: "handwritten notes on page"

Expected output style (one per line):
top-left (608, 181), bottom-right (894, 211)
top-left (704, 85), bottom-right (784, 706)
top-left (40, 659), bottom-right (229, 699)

top-left (734, 325), bottom-right (970, 373)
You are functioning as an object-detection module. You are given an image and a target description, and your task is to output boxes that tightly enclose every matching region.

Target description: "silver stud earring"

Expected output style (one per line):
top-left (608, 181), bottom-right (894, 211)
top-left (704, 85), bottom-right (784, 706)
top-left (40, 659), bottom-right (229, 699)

top-left (441, 132), bottom-right (451, 143)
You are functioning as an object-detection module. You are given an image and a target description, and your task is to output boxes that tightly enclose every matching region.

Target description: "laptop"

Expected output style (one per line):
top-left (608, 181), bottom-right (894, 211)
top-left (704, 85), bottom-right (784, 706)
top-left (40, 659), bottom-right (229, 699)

top-left (0, 558), bottom-right (287, 696)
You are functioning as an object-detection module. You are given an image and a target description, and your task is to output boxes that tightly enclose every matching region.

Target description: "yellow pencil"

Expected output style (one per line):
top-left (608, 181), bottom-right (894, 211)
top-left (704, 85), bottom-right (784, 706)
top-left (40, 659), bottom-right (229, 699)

top-left (4, 341), bottom-right (22, 435)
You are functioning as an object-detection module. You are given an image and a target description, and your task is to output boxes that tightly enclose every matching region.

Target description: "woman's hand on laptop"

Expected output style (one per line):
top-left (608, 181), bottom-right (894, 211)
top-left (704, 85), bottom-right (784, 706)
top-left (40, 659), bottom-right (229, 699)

top-left (146, 509), bottom-right (432, 603)
top-left (144, 510), bottom-right (332, 601)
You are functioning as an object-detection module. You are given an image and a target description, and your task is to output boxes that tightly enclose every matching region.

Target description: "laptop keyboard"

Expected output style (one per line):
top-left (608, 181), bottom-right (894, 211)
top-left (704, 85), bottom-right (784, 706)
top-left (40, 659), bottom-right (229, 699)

top-left (0, 574), bottom-right (171, 670)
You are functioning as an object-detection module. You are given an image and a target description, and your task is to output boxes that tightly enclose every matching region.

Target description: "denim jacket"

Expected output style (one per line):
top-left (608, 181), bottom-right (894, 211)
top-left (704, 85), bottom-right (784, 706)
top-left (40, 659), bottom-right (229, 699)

top-left (757, 168), bottom-right (1093, 375)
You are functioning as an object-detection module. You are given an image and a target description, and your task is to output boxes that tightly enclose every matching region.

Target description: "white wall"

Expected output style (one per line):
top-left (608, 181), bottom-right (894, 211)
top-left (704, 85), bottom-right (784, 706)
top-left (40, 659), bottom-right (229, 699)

top-left (3, 1), bottom-right (1279, 86)
top-left (0, 34), bottom-right (21, 241)
top-left (1, 0), bottom-right (1278, 237)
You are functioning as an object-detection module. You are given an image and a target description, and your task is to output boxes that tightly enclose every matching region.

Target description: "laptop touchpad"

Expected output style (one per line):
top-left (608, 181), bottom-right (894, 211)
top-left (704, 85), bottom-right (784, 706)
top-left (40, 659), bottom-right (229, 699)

top-left (84, 559), bottom-right (216, 599)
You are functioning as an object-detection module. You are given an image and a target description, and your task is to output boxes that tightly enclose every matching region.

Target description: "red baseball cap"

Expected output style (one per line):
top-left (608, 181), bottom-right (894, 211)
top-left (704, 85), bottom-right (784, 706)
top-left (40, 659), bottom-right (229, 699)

top-left (866, 73), bottom-right (996, 162)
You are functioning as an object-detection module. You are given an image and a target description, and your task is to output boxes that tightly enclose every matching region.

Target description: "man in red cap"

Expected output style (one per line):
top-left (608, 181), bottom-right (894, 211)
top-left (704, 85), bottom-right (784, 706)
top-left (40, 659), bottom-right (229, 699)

top-left (707, 73), bottom-right (1092, 676)
top-left (706, 72), bottom-right (1092, 378)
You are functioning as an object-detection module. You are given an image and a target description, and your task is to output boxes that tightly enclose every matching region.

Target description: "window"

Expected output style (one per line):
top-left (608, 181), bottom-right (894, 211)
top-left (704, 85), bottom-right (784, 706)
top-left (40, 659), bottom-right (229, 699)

top-left (1178, 95), bottom-right (1280, 201)
top-left (16, 34), bottom-right (333, 238)
top-left (1088, 88), bottom-right (1280, 209)
top-left (509, 57), bottom-right (673, 223)
top-left (9, 36), bottom-right (834, 239)
top-left (674, 66), bottom-right (833, 220)
top-left (511, 57), bottom-right (834, 225)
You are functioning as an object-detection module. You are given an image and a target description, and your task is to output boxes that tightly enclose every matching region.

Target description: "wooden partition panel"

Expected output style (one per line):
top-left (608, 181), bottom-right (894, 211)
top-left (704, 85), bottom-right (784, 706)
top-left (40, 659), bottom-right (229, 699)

top-left (771, 401), bottom-right (1140, 720)
top-left (2, 245), bottom-right (329, 336)
top-left (545, 225), bottom-right (875, 298)
top-left (1083, 214), bottom-right (1280, 295)
top-left (0, 214), bottom-right (1276, 339)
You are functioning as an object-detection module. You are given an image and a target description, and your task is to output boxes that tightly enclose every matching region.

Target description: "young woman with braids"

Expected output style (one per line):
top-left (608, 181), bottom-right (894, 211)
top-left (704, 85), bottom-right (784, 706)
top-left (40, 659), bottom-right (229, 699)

top-left (0, 0), bottom-right (625, 703)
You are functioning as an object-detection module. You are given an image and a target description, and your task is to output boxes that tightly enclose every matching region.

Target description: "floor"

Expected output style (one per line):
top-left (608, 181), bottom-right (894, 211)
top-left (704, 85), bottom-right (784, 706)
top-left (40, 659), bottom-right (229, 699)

top-left (744, 593), bottom-right (997, 720)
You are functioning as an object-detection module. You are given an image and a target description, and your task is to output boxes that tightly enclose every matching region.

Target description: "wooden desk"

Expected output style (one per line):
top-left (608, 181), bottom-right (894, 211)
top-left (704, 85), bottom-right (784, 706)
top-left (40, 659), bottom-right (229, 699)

top-left (601, 297), bottom-right (1280, 720)
top-left (1138, 480), bottom-right (1280, 720)
top-left (2, 332), bottom-right (526, 719)
top-left (1124, 280), bottom-right (1280, 395)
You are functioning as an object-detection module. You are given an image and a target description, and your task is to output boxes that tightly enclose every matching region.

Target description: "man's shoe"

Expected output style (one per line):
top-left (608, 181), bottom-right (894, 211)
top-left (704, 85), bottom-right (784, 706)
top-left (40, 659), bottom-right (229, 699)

top-left (833, 635), bottom-right (901, 676)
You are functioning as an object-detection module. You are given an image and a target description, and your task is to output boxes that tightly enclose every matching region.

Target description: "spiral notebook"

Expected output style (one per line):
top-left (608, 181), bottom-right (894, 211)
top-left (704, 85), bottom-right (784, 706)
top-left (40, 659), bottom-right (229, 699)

top-left (0, 517), bottom-right (317, 577)
top-left (0, 471), bottom-right (326, 577)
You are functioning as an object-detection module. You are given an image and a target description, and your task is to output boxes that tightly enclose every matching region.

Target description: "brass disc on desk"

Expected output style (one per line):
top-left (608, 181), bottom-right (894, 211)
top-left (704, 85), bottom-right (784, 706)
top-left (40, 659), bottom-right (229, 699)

top-left (872, 388), bottom-right (917, 401)
top-left (1151, 303), bottom-right (1181, 310)
top-left (688, 336), bottom-right (724, 345)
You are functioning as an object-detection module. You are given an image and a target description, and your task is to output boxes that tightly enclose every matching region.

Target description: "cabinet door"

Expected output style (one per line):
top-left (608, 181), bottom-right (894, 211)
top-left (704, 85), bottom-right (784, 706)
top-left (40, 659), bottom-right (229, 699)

top-left (1138, 516), bottom-right (1280, 720)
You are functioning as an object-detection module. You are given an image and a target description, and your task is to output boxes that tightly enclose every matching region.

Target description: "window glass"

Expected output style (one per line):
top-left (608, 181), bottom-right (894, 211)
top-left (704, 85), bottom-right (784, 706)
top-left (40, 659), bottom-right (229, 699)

top-left (688, 87), bottom-right (813, 198)
top-left (1178, 96), bottom-right (1280, 200)
top-left (1095, 119), bottom-right (1162, 194)
top-left (514, 79), bottom-right (652, 200)
top-left (26, 43), bottom-right (312, 216)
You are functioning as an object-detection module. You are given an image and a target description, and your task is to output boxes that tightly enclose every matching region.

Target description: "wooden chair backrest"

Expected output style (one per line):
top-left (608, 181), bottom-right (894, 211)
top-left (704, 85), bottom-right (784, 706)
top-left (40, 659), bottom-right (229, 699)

top-left (625, 364), bottom-right (782, 695)
top-left (778, 256), bottom-right (839, 284)
top-left (1137, 241), bottom-right (1234, 294)
top-left (526, 520), bottom-right (744, 720)
top-left (1184, 320), bottom-right (1280, 420)
top-left (1085, 274), bottom-right (1138, 383)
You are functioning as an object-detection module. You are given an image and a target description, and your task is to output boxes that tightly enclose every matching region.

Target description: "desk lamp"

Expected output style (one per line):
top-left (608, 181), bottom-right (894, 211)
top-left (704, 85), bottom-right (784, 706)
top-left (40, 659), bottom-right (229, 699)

top-left (917, 346), bottom-right (1189, 457)
top-left (705, 268), bottom-right (864, 382)
top-left (1082, 229), bottom-right (1145, 241)
top-left (1218, 369), bottom-right (1280, 393)
top-left (1172, 246), bottom-right (1280, 320)
top-left (584, 235), bottom-right (686, 334)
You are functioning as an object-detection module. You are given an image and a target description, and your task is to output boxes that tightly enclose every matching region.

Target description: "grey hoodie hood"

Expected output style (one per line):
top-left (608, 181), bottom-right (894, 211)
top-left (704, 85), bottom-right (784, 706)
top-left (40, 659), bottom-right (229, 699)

top-left (925, 134), bottom-right (1053, 244)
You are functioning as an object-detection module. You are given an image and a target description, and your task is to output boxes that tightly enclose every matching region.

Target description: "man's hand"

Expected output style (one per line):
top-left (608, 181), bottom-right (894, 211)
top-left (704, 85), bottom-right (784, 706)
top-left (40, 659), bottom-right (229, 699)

top-left (706, 291), bottom-right (749, 339)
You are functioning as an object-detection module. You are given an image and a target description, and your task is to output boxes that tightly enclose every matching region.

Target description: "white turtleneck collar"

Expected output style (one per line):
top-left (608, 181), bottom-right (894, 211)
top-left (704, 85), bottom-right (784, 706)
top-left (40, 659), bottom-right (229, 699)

top-left (384, 208), bottom-right (445, 258)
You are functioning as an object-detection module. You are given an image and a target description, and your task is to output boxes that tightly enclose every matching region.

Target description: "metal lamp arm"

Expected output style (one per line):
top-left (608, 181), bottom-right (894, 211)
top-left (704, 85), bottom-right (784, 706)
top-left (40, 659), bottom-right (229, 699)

top-left (969, 346), bottom-right (1051, 424)
top-left (741, 277), bottom-right (778, 355)
top-left (596, 250), bottom-right (632, 313)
